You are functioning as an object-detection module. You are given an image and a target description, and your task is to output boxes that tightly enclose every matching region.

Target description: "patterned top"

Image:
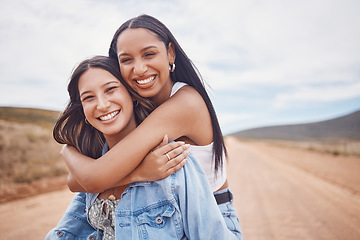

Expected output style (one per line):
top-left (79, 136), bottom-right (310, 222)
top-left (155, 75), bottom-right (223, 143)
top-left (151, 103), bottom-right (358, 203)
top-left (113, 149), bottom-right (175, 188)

top-left (88, 198), bottom-right (120, 240)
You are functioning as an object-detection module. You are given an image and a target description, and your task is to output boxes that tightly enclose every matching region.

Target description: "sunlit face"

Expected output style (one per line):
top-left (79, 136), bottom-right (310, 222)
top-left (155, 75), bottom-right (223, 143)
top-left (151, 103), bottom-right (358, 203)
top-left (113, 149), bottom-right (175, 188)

top-left (78, 68), bottom-right (136, 138)
top-left (116, 28), bottom-right (175, 105)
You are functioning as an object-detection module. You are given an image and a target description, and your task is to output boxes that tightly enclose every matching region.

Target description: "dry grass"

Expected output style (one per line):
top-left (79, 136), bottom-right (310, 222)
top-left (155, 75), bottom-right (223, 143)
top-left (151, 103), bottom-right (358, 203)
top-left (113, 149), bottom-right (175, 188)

top-left (0, 107), bottom-right (69, 202)
top-left (0, 106), bottom-right (59, 129)
top-left (0, 118), bottom-right (69, 203)
top-left (235, 138), bottom-right (360, 157)
top-left (265, 139), bottom-right (360, 156)
top-left (0, 120), bottom-right (67, 184)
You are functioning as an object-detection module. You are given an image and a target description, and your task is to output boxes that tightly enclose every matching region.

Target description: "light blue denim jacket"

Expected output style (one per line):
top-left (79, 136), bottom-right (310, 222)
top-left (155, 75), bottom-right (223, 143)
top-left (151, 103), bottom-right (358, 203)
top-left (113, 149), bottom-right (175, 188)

top-left (45, 192), bottom-right (101, 240)
top-left (84, 153), bottom-right (240, 239)
top-left (46, 144), bottom-right (242, 239)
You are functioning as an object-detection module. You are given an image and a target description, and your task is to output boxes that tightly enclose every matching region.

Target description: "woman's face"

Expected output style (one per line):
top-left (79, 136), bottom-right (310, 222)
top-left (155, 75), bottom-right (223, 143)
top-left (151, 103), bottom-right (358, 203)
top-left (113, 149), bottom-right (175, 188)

top-left (78, 67), bottom-right (136, 138)
top-left (116, 28), bottom-right (175, 105)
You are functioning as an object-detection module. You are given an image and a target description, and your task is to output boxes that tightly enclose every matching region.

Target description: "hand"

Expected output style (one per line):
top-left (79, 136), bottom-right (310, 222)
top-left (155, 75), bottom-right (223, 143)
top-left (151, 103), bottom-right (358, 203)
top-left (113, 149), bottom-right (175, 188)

top-left (152, 134), bottom-right (169, 150)
top-left (133, 135), bottom-right (190, 182)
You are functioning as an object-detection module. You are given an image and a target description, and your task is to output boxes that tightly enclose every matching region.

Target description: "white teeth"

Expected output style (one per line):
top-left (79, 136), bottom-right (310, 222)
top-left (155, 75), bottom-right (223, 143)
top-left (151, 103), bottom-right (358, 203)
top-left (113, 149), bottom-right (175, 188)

top-left (136, 76), bottom-right (155, 85)
top-left (99, 111), bottom-right (119, 121)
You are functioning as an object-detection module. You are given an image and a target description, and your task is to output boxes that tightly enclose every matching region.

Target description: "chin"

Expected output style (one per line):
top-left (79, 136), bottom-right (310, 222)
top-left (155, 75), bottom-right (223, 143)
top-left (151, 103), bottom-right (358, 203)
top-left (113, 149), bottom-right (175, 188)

top-left (137, 90), bottom-right (157, 99)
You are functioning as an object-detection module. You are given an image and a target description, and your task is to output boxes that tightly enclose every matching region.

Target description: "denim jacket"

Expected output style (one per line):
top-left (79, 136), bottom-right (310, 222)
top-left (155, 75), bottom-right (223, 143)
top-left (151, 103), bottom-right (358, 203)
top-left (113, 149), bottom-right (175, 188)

top-left (84, 153), bottom-right (238, 239)
top-left (45, 192), bottom-right (101, 240)
top-left (46, 146), bottom-right (241, 239)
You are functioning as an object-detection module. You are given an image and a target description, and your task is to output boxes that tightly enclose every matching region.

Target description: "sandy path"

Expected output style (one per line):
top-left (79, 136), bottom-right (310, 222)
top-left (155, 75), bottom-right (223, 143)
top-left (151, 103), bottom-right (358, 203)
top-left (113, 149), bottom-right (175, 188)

top-left (226, 137), bottom-right (360, 240)
top-left (0, 187), bottom-right (75, 239)
top-left (1, 137), bottom-right (360, 239)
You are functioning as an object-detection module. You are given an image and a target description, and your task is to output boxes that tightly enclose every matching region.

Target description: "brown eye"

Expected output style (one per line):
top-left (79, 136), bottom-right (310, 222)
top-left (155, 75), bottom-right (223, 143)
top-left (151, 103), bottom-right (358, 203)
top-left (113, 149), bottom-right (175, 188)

top-left (144, 52), bottom-right (156, 57)
top-left (82, 95), bottom-right (93, 102)
top-left (106, 86), bottom-right (118, 93)
top-left (120, 57), bottom-right (131, 64)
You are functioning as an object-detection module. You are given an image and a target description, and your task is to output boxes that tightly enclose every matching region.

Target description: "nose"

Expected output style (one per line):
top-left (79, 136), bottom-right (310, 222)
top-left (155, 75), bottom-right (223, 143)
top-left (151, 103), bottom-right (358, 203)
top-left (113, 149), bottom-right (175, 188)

top-left (96, 98), bottom-right (110, 111)
top-left (133, 60), bottom-right (148, 76)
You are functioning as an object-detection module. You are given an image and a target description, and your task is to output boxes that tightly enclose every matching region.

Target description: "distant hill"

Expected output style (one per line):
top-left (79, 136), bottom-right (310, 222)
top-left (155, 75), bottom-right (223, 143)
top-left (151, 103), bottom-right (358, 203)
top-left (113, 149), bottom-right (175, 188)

top-left (231, 110), bottom-right (360, 141)
top-left (0, 106), bottom-right (60, 129)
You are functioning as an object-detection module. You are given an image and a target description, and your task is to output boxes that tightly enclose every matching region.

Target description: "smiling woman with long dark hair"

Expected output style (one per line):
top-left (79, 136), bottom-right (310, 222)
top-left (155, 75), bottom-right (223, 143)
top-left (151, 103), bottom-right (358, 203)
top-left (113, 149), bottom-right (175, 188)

top-left (61, 14), bottom-right (243, 239)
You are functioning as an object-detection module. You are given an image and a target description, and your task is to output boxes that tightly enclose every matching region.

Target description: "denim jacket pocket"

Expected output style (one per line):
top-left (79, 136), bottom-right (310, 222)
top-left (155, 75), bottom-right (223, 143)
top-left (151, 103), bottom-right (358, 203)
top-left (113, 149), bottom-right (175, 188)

top-left (46, 229), bottom-right (99, 240)
top-left (135, 203), bottom-right (175, 228)
top-left (116, 203), bottom-right (182, 239)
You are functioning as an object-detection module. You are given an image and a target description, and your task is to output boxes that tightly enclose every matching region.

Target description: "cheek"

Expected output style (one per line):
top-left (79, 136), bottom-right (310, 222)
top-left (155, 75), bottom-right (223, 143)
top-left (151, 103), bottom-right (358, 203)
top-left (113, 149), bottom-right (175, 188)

top-left (157, 58), bottom-right (170, 76)
top-left (117, 89), bottom-right (135, 111)
top-left (123, 96), bottom-right (135, 112)
top-left (120, 66), bottom-right (131, 81)
top-left (121, 98), bottom-right (135, 119)
top-left (82, 104), bottom-right (93, 120)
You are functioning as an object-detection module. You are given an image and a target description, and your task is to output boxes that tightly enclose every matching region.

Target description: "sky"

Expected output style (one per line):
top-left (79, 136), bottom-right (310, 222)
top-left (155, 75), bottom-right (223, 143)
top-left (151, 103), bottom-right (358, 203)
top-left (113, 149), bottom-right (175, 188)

top-left (0, 0), bottom-right (359, 135)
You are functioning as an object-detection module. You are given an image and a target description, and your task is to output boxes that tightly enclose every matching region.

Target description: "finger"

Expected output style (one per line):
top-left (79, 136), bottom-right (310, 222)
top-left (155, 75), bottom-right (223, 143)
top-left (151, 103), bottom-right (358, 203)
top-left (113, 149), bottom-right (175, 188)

top-left (165, 152), bottom-right (171, 161)
top-left (155, 141), bottom-right (186, 155)
top-left (165, 149), bottom-right (190, 169)
top-left (165, 158), bottom-right (187, 176)
top-left (165, 144), bottom-right (190, 159)
top-left (160, 135), bottom-right (169, 148)
top-left (152, 135), bottom-right (169, 151)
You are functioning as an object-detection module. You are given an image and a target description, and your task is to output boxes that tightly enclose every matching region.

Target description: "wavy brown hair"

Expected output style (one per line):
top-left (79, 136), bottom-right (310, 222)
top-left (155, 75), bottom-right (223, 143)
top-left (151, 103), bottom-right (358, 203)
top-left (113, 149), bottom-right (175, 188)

top-left (53, 56), bottom-right (154, 158)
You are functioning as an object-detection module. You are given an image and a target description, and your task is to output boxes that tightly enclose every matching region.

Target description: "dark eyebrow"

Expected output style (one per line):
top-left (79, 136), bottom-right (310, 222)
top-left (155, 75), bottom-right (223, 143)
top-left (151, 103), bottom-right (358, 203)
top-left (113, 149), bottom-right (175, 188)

top-left (80, 90), bottom-right (90, 98)
top-left (104, 80), bottom-right (120, 86)
top-left (118, 46), bottom-right (158, 58)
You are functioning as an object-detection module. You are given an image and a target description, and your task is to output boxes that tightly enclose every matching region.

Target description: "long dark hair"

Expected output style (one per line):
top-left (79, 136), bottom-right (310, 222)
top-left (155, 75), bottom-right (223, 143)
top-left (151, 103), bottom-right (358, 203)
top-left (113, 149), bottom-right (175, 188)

top-left (109, 14), bottom-right (227, 173)
top-left (53, 56), bottom-right (154, 158)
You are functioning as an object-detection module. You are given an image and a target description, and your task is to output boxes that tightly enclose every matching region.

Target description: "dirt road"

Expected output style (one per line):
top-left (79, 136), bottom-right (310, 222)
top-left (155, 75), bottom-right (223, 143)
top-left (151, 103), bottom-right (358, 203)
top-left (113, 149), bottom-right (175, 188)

top-left (1, 137), bottom-right (360, 239)
top-left (226, 137), bottom-right (360, 240)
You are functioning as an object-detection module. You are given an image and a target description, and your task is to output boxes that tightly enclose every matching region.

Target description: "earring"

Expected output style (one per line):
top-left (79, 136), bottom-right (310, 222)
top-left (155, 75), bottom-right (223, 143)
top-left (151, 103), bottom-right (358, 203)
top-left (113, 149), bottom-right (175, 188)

top-left (169, 63), bottom-right (175, 72)
top-left (133, 100), bottom-right (139, 107)
top-left (84, 118), bottom-right (89, 124)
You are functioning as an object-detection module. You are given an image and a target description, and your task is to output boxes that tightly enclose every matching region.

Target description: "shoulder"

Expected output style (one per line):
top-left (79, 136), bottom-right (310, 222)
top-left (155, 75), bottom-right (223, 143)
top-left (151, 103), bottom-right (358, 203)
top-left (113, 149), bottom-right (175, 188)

top-left (169, 85), bottom-right (205, 113)
top-left (173, 84), bottom-right (200, 98)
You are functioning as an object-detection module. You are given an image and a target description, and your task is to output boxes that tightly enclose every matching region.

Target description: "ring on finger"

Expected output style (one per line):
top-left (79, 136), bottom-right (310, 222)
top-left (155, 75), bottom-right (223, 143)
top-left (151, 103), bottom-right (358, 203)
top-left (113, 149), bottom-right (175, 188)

top-left (165, 153), bottom-right (171, 161)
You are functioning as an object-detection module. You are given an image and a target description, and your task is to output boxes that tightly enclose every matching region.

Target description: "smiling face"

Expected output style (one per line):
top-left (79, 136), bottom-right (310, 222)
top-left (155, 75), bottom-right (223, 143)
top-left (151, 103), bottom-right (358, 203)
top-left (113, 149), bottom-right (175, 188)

top-left (78, 67), bottom-right (136, 141)
top-left (116, 28), bottom-right (175, 105)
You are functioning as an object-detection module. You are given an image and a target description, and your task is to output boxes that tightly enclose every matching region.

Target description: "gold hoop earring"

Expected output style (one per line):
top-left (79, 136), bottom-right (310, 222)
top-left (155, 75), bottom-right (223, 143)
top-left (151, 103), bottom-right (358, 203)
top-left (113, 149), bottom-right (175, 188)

top-left (169, 63), bottom-right (175, 72)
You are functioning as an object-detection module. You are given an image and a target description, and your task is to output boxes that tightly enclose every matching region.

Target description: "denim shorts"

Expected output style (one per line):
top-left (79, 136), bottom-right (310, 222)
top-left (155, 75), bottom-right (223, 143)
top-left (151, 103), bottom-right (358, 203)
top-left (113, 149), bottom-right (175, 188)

top-left (214, 188), bottom-right (243, 239)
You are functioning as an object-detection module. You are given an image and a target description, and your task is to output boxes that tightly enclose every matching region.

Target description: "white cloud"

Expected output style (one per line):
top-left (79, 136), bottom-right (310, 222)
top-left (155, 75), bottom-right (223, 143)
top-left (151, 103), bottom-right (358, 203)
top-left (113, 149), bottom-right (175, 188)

top-left (217, 112), bottom-right (256, 134)
top-left (273, 82), bottom-right (360, 109)
top-left (179, 0), bottom-right (360, 91)
top-left (0, 0), bottom-right (359, 132)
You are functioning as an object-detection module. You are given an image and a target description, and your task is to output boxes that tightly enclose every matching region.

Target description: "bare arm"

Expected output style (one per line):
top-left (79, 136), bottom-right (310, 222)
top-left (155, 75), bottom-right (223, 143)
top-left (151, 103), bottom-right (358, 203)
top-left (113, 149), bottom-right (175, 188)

top-left (66, 137), bottom-right (190, 193)
top-left (62, 86), bottom-right (212, 193)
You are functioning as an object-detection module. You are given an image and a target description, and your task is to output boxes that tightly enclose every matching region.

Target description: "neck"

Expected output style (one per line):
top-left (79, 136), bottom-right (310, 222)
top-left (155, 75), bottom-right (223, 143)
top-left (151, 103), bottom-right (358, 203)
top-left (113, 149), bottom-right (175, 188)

top-left (151, 80), bottom-right (174, 106)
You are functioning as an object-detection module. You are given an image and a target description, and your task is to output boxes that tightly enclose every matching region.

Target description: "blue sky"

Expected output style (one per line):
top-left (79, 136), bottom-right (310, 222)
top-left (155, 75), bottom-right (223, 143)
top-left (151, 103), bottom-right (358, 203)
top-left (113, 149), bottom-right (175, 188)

top-left (0, 0), bottom-right (359, 134)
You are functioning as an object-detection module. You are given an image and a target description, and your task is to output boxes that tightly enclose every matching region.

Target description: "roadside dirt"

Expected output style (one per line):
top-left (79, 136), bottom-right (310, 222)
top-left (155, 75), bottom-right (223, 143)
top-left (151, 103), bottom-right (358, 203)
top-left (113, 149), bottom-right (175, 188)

top-left (0, 137), bottom-right (359, 239)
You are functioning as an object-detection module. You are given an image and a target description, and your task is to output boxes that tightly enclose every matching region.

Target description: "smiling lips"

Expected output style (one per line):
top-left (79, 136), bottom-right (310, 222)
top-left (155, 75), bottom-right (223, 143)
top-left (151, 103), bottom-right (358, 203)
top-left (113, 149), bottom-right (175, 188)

top-left (136, 75), bottom-right (155, 85)
top-left (99, 110), bottom-right (120, 121)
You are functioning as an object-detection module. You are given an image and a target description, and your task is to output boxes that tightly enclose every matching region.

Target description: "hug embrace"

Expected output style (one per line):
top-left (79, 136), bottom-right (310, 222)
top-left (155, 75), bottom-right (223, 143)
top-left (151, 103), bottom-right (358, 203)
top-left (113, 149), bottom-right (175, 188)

top-left (46, 14), bottom-right (243, 240)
